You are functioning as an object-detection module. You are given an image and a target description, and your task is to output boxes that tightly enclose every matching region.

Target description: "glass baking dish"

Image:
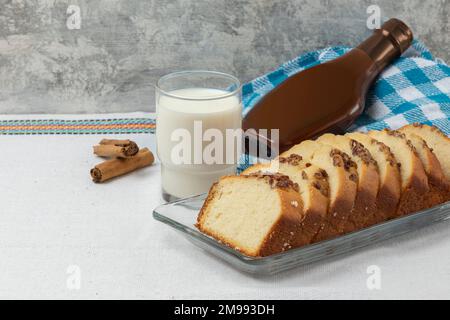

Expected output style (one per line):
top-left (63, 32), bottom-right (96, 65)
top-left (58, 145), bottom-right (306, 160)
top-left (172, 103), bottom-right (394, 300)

top-left (153, 194), bottom-right (450, 275)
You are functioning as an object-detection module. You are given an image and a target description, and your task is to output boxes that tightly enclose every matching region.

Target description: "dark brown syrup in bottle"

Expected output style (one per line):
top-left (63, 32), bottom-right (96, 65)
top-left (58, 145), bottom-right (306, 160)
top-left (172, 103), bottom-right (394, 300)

top-left (243, 18), bottom-right (413, 154)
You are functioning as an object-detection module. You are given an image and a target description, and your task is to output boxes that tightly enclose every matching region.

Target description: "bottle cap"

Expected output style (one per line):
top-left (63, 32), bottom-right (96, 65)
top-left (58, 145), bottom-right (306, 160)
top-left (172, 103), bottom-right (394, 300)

top-left (358, 18), bottom-right (414, 71)
top-left (379, 18), bottom-right (413, 54)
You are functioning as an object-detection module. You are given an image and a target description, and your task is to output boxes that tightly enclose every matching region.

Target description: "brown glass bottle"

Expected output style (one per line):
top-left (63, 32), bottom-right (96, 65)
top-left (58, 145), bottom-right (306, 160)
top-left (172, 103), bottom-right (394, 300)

top-left (243, 19), bottom-right (413, 154)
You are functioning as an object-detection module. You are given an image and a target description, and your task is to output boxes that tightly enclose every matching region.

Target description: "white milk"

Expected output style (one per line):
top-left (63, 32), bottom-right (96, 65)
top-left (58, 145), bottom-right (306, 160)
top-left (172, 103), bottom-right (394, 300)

top-left (156, 88), bottom-right (242, 199)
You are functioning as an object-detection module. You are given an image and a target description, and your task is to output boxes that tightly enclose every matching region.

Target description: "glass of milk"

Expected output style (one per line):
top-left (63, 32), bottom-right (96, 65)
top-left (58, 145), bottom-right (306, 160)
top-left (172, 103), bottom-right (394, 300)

top-left (156, 71), bottom-right (242, 201)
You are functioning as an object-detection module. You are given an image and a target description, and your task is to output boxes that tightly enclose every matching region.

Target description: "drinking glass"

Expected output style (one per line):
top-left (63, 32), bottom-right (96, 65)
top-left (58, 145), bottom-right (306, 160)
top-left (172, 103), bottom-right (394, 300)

top-left (155, 71), bottom-right (242, 201)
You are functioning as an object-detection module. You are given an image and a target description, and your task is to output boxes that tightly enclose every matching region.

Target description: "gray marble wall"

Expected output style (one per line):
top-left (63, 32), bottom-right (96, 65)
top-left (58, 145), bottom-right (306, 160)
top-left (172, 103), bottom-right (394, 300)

top-left (0, 0), bottom-right (448, 114)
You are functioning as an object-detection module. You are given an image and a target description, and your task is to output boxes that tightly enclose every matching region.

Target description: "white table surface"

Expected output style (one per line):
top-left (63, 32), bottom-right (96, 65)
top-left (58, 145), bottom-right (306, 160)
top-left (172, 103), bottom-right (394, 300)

top-left (1, 113), bottom-right (450, 299)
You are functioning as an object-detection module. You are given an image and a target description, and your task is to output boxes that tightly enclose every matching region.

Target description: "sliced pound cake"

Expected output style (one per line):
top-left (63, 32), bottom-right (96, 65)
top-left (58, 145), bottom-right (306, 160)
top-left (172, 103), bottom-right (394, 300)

top-left (345, 132), bottom-right (401, 221)
top-left (399, 124), bottom-right (450, 202)
top-left (316, 134), bottom-right (379, 229)
top-left (397, 131), bottom-right (449, 206)
top-left (400, 124), bottom-right (450, 182)
top-left (242, 154), bottom-right (329, 246)
top-left (197, 127), bottom-right (450, 257)
top-left (400, 132), bottom-right (447, 186)
top-left (281, 141), bottom-right (358, 240)
top-left (196, 174), bottom-right (306, 257)
top-left (368, 129), bottom-right (429, 215)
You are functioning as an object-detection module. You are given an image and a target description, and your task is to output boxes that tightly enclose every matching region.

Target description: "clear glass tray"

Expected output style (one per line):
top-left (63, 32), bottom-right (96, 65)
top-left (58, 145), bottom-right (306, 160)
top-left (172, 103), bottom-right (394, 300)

top-left (153, 194), bottom-right (450, 275)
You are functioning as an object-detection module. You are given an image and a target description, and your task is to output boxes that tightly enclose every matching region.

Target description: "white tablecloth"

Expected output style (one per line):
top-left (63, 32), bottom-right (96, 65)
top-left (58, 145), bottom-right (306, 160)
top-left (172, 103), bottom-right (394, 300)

top-left (1, 113), bottom-right (449, 299)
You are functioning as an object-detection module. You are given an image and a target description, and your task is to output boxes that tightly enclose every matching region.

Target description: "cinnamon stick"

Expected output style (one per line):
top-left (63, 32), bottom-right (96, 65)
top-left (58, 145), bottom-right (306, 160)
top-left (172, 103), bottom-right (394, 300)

top-left (93, 139), bottom-right (139, 158)
top-left (99, 139), bottom-right (134, 147)
top-left (90, 147), bottom-right (154, 183)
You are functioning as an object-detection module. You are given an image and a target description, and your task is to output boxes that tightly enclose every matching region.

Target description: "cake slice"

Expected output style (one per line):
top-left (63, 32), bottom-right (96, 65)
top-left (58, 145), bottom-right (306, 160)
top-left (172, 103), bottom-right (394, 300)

top-left (399, 124), bottom-right (450, 202)
top-left (345, 132), bottom-right (401, 221)
top-left (400, 132), bottom-right (447, 186)
top-left (368, 129), bottom-right (429, 216)
top-left (397, 130), bottom-right (449, 206)
top-left (196, 174), bottom-right (306, 257)
top-left (242, 154), bottom-right (329, 246)
top-left (316, 134), bottom-right (379, 229)
top-left (281, 141), bottom-right (358, 240)
top-left (399, 124), bottom-right (450, 180)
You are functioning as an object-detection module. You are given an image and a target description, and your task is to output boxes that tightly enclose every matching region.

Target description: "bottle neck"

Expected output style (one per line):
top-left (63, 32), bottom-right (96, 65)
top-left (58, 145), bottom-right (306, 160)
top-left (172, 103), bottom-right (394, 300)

top-left (357, 29), bottom-right (403, 72)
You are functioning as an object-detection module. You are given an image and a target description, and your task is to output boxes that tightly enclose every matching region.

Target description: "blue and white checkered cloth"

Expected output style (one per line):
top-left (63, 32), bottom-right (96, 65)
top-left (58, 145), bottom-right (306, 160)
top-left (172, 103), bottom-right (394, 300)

top-left (238, 40), bottom-right (450, 171)
top-left (242, 40), bottom-right (450, 134)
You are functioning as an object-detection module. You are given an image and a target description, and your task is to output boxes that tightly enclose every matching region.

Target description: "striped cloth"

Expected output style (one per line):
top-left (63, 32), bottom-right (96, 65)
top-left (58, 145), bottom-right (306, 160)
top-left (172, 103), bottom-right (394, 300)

top-left (0, 117), bottom-right (155, 135)
top-left (238, 40), bottom-right (450, 171)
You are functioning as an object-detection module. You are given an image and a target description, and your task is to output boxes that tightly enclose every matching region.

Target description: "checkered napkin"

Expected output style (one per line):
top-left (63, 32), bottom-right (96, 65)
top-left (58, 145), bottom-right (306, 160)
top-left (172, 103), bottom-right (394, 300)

top-left (238, 40), bottom-right (450, 171)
